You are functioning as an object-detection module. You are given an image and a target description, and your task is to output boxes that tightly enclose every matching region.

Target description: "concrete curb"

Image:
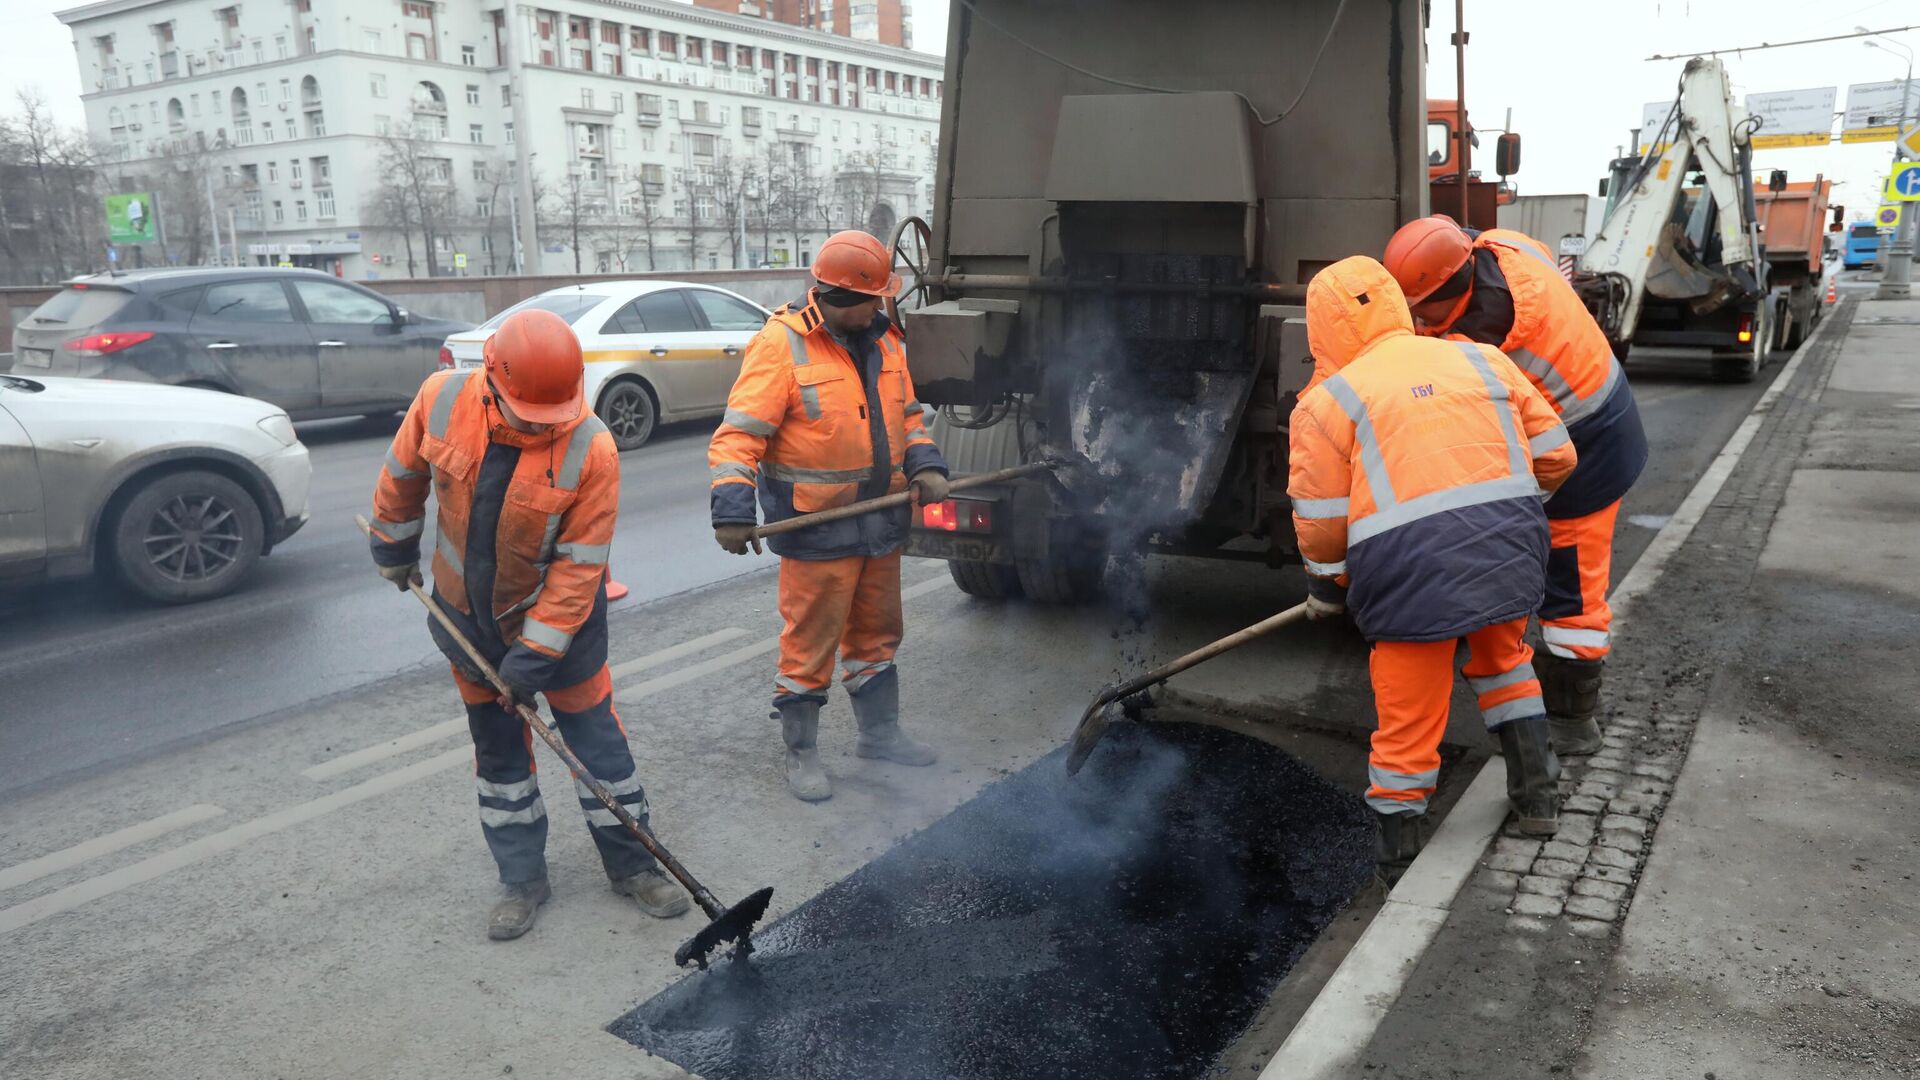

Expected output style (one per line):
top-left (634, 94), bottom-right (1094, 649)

top-left (1257, 309), bottom-right (1842, 1079)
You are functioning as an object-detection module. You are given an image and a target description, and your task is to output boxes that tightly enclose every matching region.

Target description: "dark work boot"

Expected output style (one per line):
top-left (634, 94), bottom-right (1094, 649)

top-left (1537, 652), bottom-right (1606, 756)
top-left (1374, 809), bottom-right (1429, 888)
top-left (487, 876), bottom-right (551, 941)
top-left (776, 701), bottom-right (832, 802)
top-left (1498, 718), bottom-right (1561, 836)
top-left (851, 670), bottom-right (938, 767)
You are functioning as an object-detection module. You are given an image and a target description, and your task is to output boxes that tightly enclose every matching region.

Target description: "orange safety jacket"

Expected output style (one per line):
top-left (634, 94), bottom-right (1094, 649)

top-left (708, 290), bottom-right (947, 560)
top-left (1427, 227), bottom-right (1648, 520)
top-left (370, 368), bottom-right (618, 689)
top-left (1289, 257), bottom-right (1577, 642)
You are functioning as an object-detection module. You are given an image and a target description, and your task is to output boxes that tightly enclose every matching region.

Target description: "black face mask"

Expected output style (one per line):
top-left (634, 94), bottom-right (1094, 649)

top-left (816, 285), bottom-right (881, 308)
top-left (1420, 260), bottom-right (1474, 306)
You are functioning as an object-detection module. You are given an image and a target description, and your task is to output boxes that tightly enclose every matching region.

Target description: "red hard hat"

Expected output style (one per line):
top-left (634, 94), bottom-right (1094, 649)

top-left (484, 308), bottom-right (584, 425)
top-left (811, 230), bottom-right (902, 298)
top-left (1382, 216), bottom-right (1474, 303)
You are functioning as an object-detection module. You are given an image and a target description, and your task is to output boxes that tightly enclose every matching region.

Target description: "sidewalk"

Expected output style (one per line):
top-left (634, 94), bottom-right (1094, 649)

top-left (1580, 301), bottom-right (1920, 1077)
top-left (1357, 298), bottom-right (1920, 1078)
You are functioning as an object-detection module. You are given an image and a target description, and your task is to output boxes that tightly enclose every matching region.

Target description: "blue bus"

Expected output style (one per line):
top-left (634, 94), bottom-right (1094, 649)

top-left (1844, 222), bottom-right (1882, 270)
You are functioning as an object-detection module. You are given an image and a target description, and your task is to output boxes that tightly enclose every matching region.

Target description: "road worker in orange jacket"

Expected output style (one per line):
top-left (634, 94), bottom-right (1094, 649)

top-left (369, 309), bottom-right (689, 940)
top-left (1384, 216), bottom-right (1649, 756)
top-left (708, 231), bottom-right (951, 802)
top-left (1288, 256), bottom-right (1578, 885)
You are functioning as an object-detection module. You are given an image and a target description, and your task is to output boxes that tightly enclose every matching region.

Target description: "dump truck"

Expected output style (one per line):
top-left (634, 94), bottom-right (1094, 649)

top-left (896, 0), bottom-right (1437, 600)
top-left (1752, 177), bottom-right (1834, 351)
top-left (1429, 99), bottom-right (1523, 231)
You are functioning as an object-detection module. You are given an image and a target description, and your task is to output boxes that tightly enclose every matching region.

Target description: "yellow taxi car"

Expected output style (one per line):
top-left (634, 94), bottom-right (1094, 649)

top-left (439, 281), bottom-right (772, 450)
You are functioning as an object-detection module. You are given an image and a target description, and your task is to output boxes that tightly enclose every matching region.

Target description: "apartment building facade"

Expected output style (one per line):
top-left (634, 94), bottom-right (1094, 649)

top-left (693, 0), bottom-right (913, 49)
top-left (58, 0), bottom-right (943, 279)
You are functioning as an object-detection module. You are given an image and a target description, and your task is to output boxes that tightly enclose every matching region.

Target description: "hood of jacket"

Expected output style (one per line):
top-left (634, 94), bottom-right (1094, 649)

top-left (1305, 255), bottom-right (1417, 376)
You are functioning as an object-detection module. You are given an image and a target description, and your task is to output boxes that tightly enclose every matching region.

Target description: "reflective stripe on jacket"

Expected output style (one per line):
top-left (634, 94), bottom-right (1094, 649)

top-left (1288, 256), bottom-right (1578, 642)
top-left (370, 368), bottom-right (618, 682)
top-left (1439, 230), bottom-right (1649, 519)
top-left (708, 291), bottom-right (947, 560)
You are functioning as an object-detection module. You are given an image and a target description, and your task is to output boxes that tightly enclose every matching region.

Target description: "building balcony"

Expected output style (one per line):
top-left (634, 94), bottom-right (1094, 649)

top-left (680, 114), bottom-right (723, 130)
top-left (637, 112), bottom-right (662, 127)
top-left (411, 100), bottom-right (447, 116)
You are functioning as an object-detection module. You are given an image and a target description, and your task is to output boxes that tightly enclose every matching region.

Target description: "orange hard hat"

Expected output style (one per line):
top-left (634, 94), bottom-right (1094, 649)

top-left (1382, 216), bottom-right (1474, 303)
top-left (811, 230), bottom-right (902, 299)
top-left (484, 308), bottom-right (585, 425)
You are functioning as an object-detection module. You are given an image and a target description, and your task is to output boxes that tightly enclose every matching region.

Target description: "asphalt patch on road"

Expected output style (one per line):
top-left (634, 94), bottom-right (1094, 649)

top-left (609, 722), bottom-right (1373, 1079)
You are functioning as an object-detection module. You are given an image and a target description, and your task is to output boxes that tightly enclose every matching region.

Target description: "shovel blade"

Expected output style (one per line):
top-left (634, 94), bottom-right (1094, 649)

top-left (1064, 701), bottom-right (1118, 776)
top-left (674, 886), bottom-right (774, 969)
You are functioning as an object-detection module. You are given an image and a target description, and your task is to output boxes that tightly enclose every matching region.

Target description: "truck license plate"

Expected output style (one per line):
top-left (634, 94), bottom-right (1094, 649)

top-left (907, 532), bottom-right (1008, 564)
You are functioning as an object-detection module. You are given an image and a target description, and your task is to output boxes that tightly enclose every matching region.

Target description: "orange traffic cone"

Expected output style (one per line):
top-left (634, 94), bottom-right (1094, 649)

top-left (1825, 278), bottom-right (1838, 305)
top-left (606, 567), bottom-right (630, 602)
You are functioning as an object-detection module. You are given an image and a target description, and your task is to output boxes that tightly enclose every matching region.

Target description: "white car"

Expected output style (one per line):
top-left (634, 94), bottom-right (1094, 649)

top-left (0, 373), bottom-right (311, 603)
top-left (440, 281), bottom-right (775, 450)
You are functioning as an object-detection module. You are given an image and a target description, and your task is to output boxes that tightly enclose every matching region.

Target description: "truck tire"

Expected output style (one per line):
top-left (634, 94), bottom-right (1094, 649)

top-left (1712, 306), bottom-right (1768, 383)
top-left (948, 559), bottom-right (1021, 599)
top-left (1016, 547), bottom-right (1104, 604)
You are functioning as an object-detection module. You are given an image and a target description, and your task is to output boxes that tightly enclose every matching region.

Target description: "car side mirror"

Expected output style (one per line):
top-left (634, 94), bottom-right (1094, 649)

top-left (1768, 169), bottom-right (1788, 194)
top-left (392, 306), bottom-right (413, 326)
top-left (1495, 132), bottom-right (1521, 177)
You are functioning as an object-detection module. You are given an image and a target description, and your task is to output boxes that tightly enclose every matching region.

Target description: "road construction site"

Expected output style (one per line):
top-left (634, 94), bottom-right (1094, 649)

top-left (6, 272), bottom-right (1914, 1078)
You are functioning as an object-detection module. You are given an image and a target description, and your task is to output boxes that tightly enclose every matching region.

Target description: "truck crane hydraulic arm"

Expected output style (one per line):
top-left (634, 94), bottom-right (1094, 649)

top-left (1577, 57), bottom-right (1763, 345)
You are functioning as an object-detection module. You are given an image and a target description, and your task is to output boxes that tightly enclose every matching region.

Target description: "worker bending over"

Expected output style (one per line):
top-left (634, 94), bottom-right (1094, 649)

top-left (369, 310), bottom-right (688, 940)
top-left (1384, 217), bottom-right (1648, 754)
top-left (708, 230), bottom-right (951, 802)
top-left (1289, 256), bottom-right (1577, 885)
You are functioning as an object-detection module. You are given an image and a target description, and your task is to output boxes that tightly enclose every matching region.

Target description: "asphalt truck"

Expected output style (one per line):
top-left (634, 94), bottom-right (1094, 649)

top-left (892, 0), bottom-right (1446, 600)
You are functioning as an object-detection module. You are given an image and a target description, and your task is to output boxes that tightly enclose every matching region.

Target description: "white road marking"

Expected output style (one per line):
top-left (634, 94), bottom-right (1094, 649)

top-left (0, 805), bottom-right (227, 895)
top-left (1262, 313), bottom-right (1836, 1078)
top-left (302, 627), bottom-right (753, 781)
top-left (1627, 513), bottom-right (1672, 530)
top-left (0, 750), bottom-right (470, 936)
top-left (5, 572), bottom-right (958, 935)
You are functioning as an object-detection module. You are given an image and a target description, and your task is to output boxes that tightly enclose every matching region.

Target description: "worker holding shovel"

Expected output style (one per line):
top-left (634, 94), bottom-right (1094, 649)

top-left (368, 309), bottom-right (689, 940)
top-left (708, 231), bottom-right (951, 802)
top-left (1288, 256), bottom-right (1578, 886)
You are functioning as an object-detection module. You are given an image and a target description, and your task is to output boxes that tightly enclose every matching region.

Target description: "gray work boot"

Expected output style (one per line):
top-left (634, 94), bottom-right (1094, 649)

top-left (1497, 717), bottom-right (1562, 836)
top-left (612, 867), bottom-right (691, 919)
top-left (487, 877), bottom-right (551, 941)
top-left (1537, 652), bottom-right (1606, 756)
top-left (851, 672), bottom-right (938, 767)
top-left (777, 701), bottom-right (833, 802)
top-left (1374, 809), bottom-right (1429, 889)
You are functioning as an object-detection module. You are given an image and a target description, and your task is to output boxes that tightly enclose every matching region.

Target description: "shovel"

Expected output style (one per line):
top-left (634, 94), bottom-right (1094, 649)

top-left (1065, 602), bottom-right (1313, 775)
top-left (743, 460), bottom-right (1066, 544)
top-left (355, 516), bottom-right (772, 968)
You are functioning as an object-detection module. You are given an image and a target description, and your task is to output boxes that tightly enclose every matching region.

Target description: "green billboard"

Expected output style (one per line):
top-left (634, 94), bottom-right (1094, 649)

top-left (104, 192), bottom-right (159, 246)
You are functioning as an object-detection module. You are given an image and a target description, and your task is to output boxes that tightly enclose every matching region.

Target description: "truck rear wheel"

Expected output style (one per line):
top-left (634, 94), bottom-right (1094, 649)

top-left (1016, 547), bottom-right (1104, 604)
top-left (948, 559), bottom-right (1021, 599)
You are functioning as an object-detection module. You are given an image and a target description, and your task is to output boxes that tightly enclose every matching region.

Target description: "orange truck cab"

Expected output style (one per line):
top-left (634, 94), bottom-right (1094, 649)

top-left (1428, 101), bottom-right (1520, 231)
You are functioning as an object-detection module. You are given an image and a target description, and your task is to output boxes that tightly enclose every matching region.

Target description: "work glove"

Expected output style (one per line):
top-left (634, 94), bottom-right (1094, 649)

top-left (714, 523), bottom-right (763, 555)
top-left (376, 561), bottom-right (423, 592)
top-left (1304, 594), bottom-right (1347, 621)
top-left (910, 470), bottom-right (951, 505)
top-left (496, 684), bottom-right (537, 714)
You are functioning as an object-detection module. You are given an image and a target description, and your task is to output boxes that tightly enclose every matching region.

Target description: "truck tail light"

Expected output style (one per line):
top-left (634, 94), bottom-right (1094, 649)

top-left (62, 330), bottom-right (154, 356)
top-left (919, 499), bottom-right (992, 533)
top-left (1737, 313), bottom-right (1754, 344)
top-left (437, 345), bottom-right (455, 369)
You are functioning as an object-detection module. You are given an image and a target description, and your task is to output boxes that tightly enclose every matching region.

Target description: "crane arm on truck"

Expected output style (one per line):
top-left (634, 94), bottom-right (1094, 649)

top-left (1577, 57), bottom-right (1762, 345)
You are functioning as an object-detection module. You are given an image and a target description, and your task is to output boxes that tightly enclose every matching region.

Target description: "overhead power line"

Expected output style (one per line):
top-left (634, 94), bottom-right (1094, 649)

top-left (1648, 23), bottom-right (1920, 60)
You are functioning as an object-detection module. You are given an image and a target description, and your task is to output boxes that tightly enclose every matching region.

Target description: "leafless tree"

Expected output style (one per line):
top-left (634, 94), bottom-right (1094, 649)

top-left (706, 152), bottom-right (761, 269)
top-left (836, 149), bottom-right (889, 236)
top-left (143, 132), bottom-right (228, 266)
top-left (0, 89), bottom-right (106, 282)
top-left (374, 125), bottom-right (456, 277)
top-left (541, 166), bottom-right (605, 274)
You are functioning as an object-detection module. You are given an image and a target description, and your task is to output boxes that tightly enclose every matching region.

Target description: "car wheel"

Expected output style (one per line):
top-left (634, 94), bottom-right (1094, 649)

top-left (599, 378), bottom-right (658, 451)
top-left (111, 470), bottom-right (264, 604)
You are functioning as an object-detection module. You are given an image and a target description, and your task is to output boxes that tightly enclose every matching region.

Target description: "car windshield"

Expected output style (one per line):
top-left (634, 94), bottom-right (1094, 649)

top-left (478, 292), bottom-right (610, 331)
top-left (28, 286), bottom-right (133, 328)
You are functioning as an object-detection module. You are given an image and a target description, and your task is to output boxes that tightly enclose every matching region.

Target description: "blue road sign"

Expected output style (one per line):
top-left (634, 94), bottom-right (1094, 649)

top-left (1899, 169), bottom-right (1920, 197)
top-left (1892, 163), bottom-right (1920, 201)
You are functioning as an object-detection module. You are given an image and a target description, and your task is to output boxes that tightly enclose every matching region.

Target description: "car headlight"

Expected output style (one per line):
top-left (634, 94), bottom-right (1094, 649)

top-left (258, 413), bottom-right (298, 447)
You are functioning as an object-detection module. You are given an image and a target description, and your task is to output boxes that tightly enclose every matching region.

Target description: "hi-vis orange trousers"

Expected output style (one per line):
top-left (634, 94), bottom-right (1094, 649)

top-left (1541, 499), bottom-right (1621, 661)
top-left (1366, 616), bottom-right (1544, 815)
top-left (773, 551), bottom-right (903, 705)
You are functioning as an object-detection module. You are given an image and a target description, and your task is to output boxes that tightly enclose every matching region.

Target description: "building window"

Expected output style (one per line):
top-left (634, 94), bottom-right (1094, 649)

top-left (471, 160), bottom-right (487, 182)
top-left (286, 118), bottom-right (297, 139)
top-left (290, 159), bottom-right (303, 181)
top-left (612, 127), bottom-right (625, 149)
top-left (262, 121), bottom-right (275, 142)
top-left (272, 200), bottom-right (285, 223)
top-left (267, 161), bottom-right (278, 182)
top-left (426, 158), bottom-right (452, 184)
top-left (691, 133), bottom-right (715, 158)
top-left (374, 114), bottom-right (390, 134)
top-left (465, 84), bottom-right (480, 105)
top-left (252, 38), bottom-right (264, 63)
top-left (295, 200), bottom-right (307, 221)
top-left (504, 122), bottom-right (514, 144)
top-left (364, 29), bottom-right (383, 53)
top-left (612, 93), bottom-right (623, 114)
top-left (317, 192), bottom-right (335, 217)
top-left (461, 45), bottom-right (476, 66)
top-left (469, 124), bottom-right (484, 144)
top-left (408, 34), bottom-right (429, 60)
top-left (476, 197), bottom-right (492, 217)
top-left (280, 79), bottom-right (291, 102)
top-left (580, 88), bottom-right (593, 109)
top-left (371, 73), bottom-right (387, 98)
top-left (275, 34), bottom-right (288, 59)
top-left (314, 156), bottom-right (331, 182)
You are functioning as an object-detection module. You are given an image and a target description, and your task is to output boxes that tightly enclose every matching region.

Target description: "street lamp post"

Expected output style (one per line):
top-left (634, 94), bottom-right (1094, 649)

top-left (1865, 32), bottom-right (1916, 297)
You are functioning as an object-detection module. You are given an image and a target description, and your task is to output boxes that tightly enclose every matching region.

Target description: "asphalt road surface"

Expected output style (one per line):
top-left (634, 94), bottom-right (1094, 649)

top-left (0, 336), bottom-right (1808, 802)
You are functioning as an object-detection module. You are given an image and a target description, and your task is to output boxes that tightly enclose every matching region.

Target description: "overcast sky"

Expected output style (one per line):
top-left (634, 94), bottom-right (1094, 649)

top-left (4, 1), bottom-right (1911, 219)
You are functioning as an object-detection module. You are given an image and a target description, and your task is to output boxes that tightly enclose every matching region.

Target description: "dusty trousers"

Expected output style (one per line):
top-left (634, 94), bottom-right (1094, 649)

top-left (1542, 498), bottom-right (1621, 660)
top-left (452, 664), bottom-right (656, 885)
top-left (1366, 617), bottom-right (1545, 814)
top-left (773, 551), bottom-right (903, 706)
